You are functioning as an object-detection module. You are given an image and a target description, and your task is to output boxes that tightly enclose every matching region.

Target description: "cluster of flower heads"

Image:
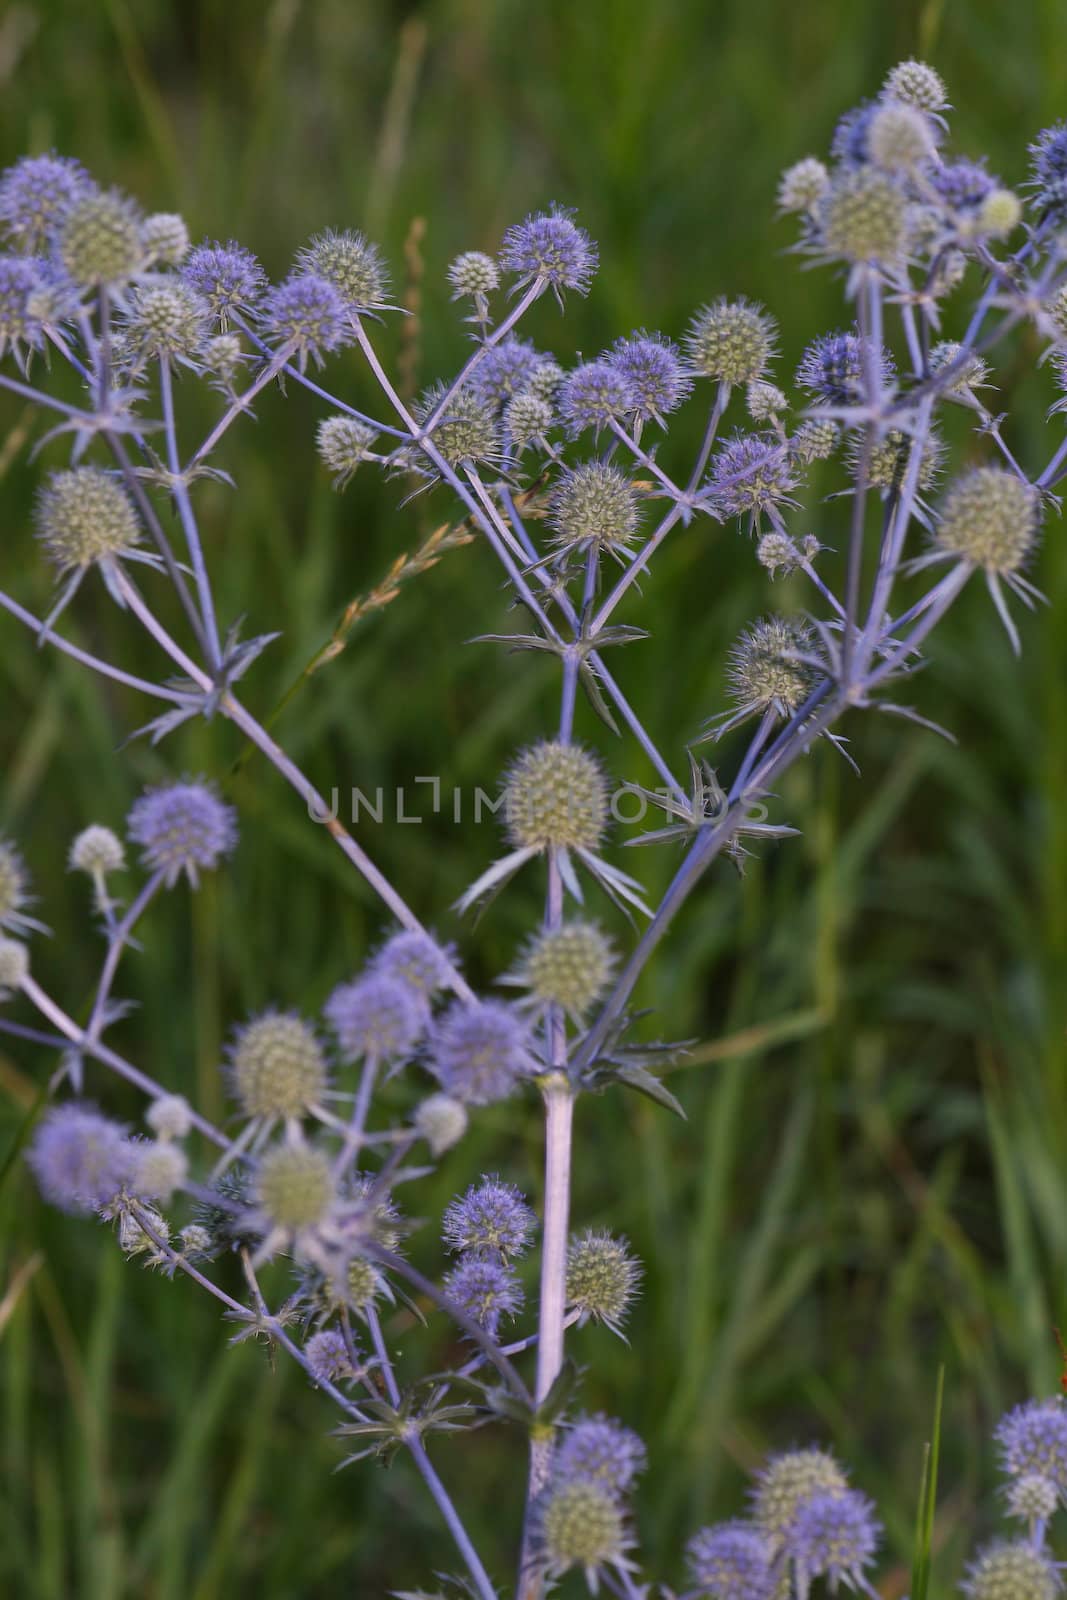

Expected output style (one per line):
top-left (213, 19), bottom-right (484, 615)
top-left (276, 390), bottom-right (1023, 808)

top-left (535, 1414), bottom-right (646, 1590)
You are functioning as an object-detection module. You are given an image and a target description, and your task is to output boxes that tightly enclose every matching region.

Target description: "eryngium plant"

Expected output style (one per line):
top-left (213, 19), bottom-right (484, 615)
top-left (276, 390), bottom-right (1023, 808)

top-left (1, 56), bottom-right (1064, 1596)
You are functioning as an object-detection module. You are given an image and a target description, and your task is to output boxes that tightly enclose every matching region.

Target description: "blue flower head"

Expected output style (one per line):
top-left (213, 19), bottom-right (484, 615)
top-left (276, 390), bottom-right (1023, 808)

top-left (686, 1521), bottom-right (777, 1600)
top-left (0, 154), bottom-right (88, 252)
top-left (323, 971), bottom-right (428, 1064)
top-left (500, 204), bottom-right (598, 303)
top-left (996, 1398), bottom-right (1067, 1494)
top-left (428, 1000), bottom-right (535, 1106)
top-left (607, 331), bottom-right (692, 424)
top-left (127, 779), bottom-right (237, 888)
top-left (554, 1415), bottom-right (647, 1499)
top-left (182, 240), bottom-right (266, 325)
top-left (442, 1175), bottom-right (536, 1259)
top-left (27, 1103), bottom-right (132, 1215)
top-left (795, 329), bottom-right (895, 406)
top-left (785, 1487), bottom-right (881, 1589)
top-left (444, 1254), bottom-right (523, 1337)
top-left (259, 272), bottom-right (353, 370)
top-left (558, 359), bottom-right (632, 438)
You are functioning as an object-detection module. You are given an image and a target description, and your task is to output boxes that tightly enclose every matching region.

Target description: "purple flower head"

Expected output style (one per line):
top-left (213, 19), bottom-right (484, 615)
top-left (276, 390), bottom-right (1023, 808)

top-left (686, 1521), bottom-right (777, 1600)
top-left (962, 1539), bottom-right (1063, 1600)
top-left (323, 971), bottom-right (427, 1064)
top-left (500, 205), bottom-right (597, 301)
top-left (442, 1175), bottom-right (536, 1259)
top-left (607, 331), bottom-right (692, 424)
top-left (996, 1398), bottom-right (1067, 1493)
top-left (127, 779), bottom-right (238, 888)
top-left (27, 1103), bottom-right (132, 1215)
top-left (428, 999), bottom-right (536, 1106)
top-left (444, 1254), bottom-right (523, 1337)
top-left (471, 336), bottom-right (542, 409)
top-left (929, 158), bottom-right (996, 212)
top-left (0, 256), bottom-right (43, 364)
top-left (182, 241), bottom-right (266, 324)
top-left (796, 330), bottom-right (895, 406)
top-left (1030, 124), bottom-right (1067, 188)
top-left (259, 272), bottom-right (352, 370)
top-left (0, 154), bottom-right (87, 252)
top-left (554, 1415), bottom-right (647, 1499)
top-left (785, 1487), bottom-right (880, 1588)
top-left (558, 359), bottom-right (632, 438)
top-left (304, 1329), bottom-right (352, 1385)
top-left (706, 432), bottom-right (798, 524)
top-left (370, 928), bottom-right (453, 997)
top-left (831, 102), bottom-right (879, 166)
top-left (296, 228), bottom-right (389, 311)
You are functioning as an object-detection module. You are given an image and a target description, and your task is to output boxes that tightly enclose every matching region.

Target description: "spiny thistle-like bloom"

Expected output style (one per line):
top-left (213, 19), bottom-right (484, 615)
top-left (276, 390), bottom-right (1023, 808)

top-left (1030, 125), bottom-right (1067, 219)
top-left (525, 357), bottom-right (565, 401)
top-left (442, 1175), bottom-right (536, 1259)
top-left (447, 249), bottom-right (500, 309)
top-left (140, 212), bottom-right (189, 265)
top-left (929, 340), bottom-right (990, 395)
top-left (778, 157), bottom-right (830, 214)
top-left (27, 1103), bottom-right (132, 1216)
top-left (182, 240), bottom-right (266, 323)
top-left (444, 1254), bottom-right (523, 1336)
top-left (756, 531), bottom-right (803, 576)
top-left (686, 1522), bottom-right (777, 1600)
top-left (504, 741), bottom-right (609, 853)
top-left (785, 1487), bottom-right (880, 1589)
top-left (69, 824), bottom-right (125, 877)
top-left (976, 189), bottom-right (1021, 238)
top-left (996, 1398), bottom-right (1067, 1492)
top-left (428, 999), bottom-right (535, 1106)
top-left (1005, 1473), bottom-right (1059, 1523)
top-left (850, 428), bottom-right (943, 493)
top-left (0, 838), bottom-right (31, 932)
top-left (831, 103), bottom-right (880, 167)
top-left (259, 272), bottom-right (352, 369)
top-left (558, 359), bottom-right (632, 438)
top-left (324, 1252), bottom-right (383, 1315)
top-left (566, 1229), bottom-right (642, 1333)
top-left (819, 167), bottom-right (908, 263)
top-left (930, 158), bottom-right (996, 213)
top-left (796, 330), bottom-right (894, 406)
top-left (254, 1142), bottom-right (336, 1235)
top-left (500, 204), bottom-right (598, 300)
top-left (116, 1202), bottom-right (169, 1260)
top-left (414, 381), bottom-right (501, 469)
top-left (510, 921), bottom-right (616, 1021)
top-left (746, 379), bottom-right (789, 421)
top-left (866, 100), bottom-right (936, 171)
top-left (54, 188), bottom-right (145, 288)
top-left (934, 467), bottom-right (1039, 574)
top-left (371, 929), bottom-right (452, 998)
top-left (728, 617), bottom-right (820, 719)
top-left (228, 1011), bottom-right (328, 1121)
top-left (706, 433), bottom-right (798, 524)
top-left (297, 229), bottom-right (389, 311)
top-left (413, 1092), bottom-right (468, 1156)
top-left (0, 937), bottom-right (29, 995)
top-left (0, 154), bottom-right (87, 252)
top-left (505, 391), bottom-right (553, 451)
top-left (145, 1093), bottom-right (192, 1141)
top-left (548, 462), bottom-right (640, 556)
top-left (34, 467), bottom-right (142, 574)
top-left (751, 1449), bottom-right (850, 1548)
top-left (121, 278), bottom-right (210, 365)
top-left (961, 1539), bottom-right (1062, 1600)
top-left (323, 971), bottom-right (427, 1064)
top-left (130, 1139), bottom-right (188, 1202)
top-left (607, 331), bottom-right (692, 423)
top-left (0, 255), bottom-right (43, 361)
top-left (316, 415), bottom-right (378, 487)
top-left (304, 1329), bottom-right (352, 1385)
top-left (127, 779), bottom-right (237, 888)
top-left (538, 1479), bottom-right (631, 1590)
top-left (791, 417), bottom-right (840, 462)
top-left (883, 59), bottom-right (948, 114)
top-left (686, 298), bottom-right (776, 385)
top-left (472, 336), bottom-right (542, 409)
top-left (204, 332), bottom-right (244, 386)
top-left (555, 1416), bottom-right (647, 1498)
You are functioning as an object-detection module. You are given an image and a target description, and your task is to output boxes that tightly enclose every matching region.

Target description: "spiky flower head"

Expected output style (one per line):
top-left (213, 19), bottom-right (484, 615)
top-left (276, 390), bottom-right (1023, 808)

top-left (182, 240), bottom-right (266, 324)
top-left (0, 255), bottom-right (43, 361)
top-left (69, 824), bottom-right (125, 878)
top-left (505, 392), bottom-right (554, 451)
top-left (525, 357), bottom-right (565, 402)
top-left (1030, 125), bottom-right (1067, 221)
top-left (746, 380), bottom-right (788, 421)
top-left (555, 1416), bottom-right (647, 1498)
top-left (867, 100), bottom-right (936, 170)
top-left (785, 1487), bottom-right (880, 1589)
top-left (996, 1398), bottom-right (1067, 1491)
top-left (27, 1103), bottom-right (132, 1215)
top-left (413, 1092), bottom-right (468, 1156)
top-left (686, 1522), bottom-right (777, 1600)
top-left (204, 332), bottom-right (245, 386)
top-left (448, 250), bottom-right (500, 303)
top-left (429, 999), bottom-right (535, 1106)
top-left (472, 336), bottom-right (542, 409)
top-left (706, 433), bottom-right (797, 524)
top-left (538, 1479), bottom-right (630, 1589)
top-left (500, 205), bottom-right (598, 299)
top-left (127, 779), bottom-right (237, 888)
top-left (1005, 1473), bottom-right (1059, 1523)
top-left (145, 1093), bottom-right (192, 1141)
top-left (686, 298), bottom-right (776, 385)
top-left (851, 428), bottom-right (943, 493)
top-left (444, 1255), bottom-right (523, 1336)
top-left (0, 938), bottom-right (29, 995)
top-left (323, 972), bottom-right (427, 1064)
top-left (934, 467), bottom-right (1039, 574)
top-left (414, 381), bottom-right (501, 469)
top-left (228, 1011), bottom-right (328, 1121)
top-left (122, 279), bottom-right (210, 364)
top-left (0, 154), bottom-right (87, 252)
top-left (558, 360), bottom-right (632, 438)
top-left (140, 212), bottom-right (190, 265)
top-left (325, 1253), bottom-right (383, 1315)
top-left (756, 531), bottom-right (804, 576)
top-left (607, 331), bottom-right (692, 423)
top-left (751, 1449), bottom-right (849, 1547)
top-left (316, 415), bottom-right (378, 487)
top-left (55, 188), bottom-right (145, 288)
top-left (297, 228), bottom-right (389, 311)
top-left (729, 616), bottom-right (819, 718)
top-left (305, 1329), bottom-right (352, 1385)
top-left (929, 340), bottom-right (990, 394)
top-left (884, 59), bottom-right (948, 113)
top-left (371, 929), bottom-right (452, 998)
top-left (978, 188), bottom-right (1022, 238)
top-left (962, 1539), bottom-right (1062, 1600)
top-left (778, 158), bottom-right (830, 215)
top-left (791, 417), bottom-right (839, 462)
top-left (130, 1139), bottom-right (188, 1202)
top-left (504, 740), bottom-right (609, 853)
top-left (35, 467), bottom-right (142, 574)
top-left (549, 462), bottom-right (640, 556)
top-left (566, 1229), bottom-right (642, 1333)
top-left (0, 839), bottom-right (31, 932)
top-left (512, 921), bottom-right (616, 1021)
top-left (254, 1142), bottom-right (336, 1234)
top-left (931, 159), bottom-right (996, 213)
top-left (819, 167), bottom-right (908, 263)
top-left (796, 329), bottom-right (895, 405)
top-left (260, 272), bottom-right (352, 369)
top-left (442, 1175), bottom-right (536, 1259)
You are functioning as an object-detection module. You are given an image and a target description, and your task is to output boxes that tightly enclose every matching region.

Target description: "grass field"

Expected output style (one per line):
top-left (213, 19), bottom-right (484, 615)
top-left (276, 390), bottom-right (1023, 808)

top-left (3, 1), bottom-right (1067, 1594)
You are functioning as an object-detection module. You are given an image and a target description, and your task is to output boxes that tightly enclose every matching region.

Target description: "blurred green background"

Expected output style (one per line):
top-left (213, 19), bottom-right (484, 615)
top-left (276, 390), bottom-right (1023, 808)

top-left (2, 0), bottom-right (1067, 1594)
